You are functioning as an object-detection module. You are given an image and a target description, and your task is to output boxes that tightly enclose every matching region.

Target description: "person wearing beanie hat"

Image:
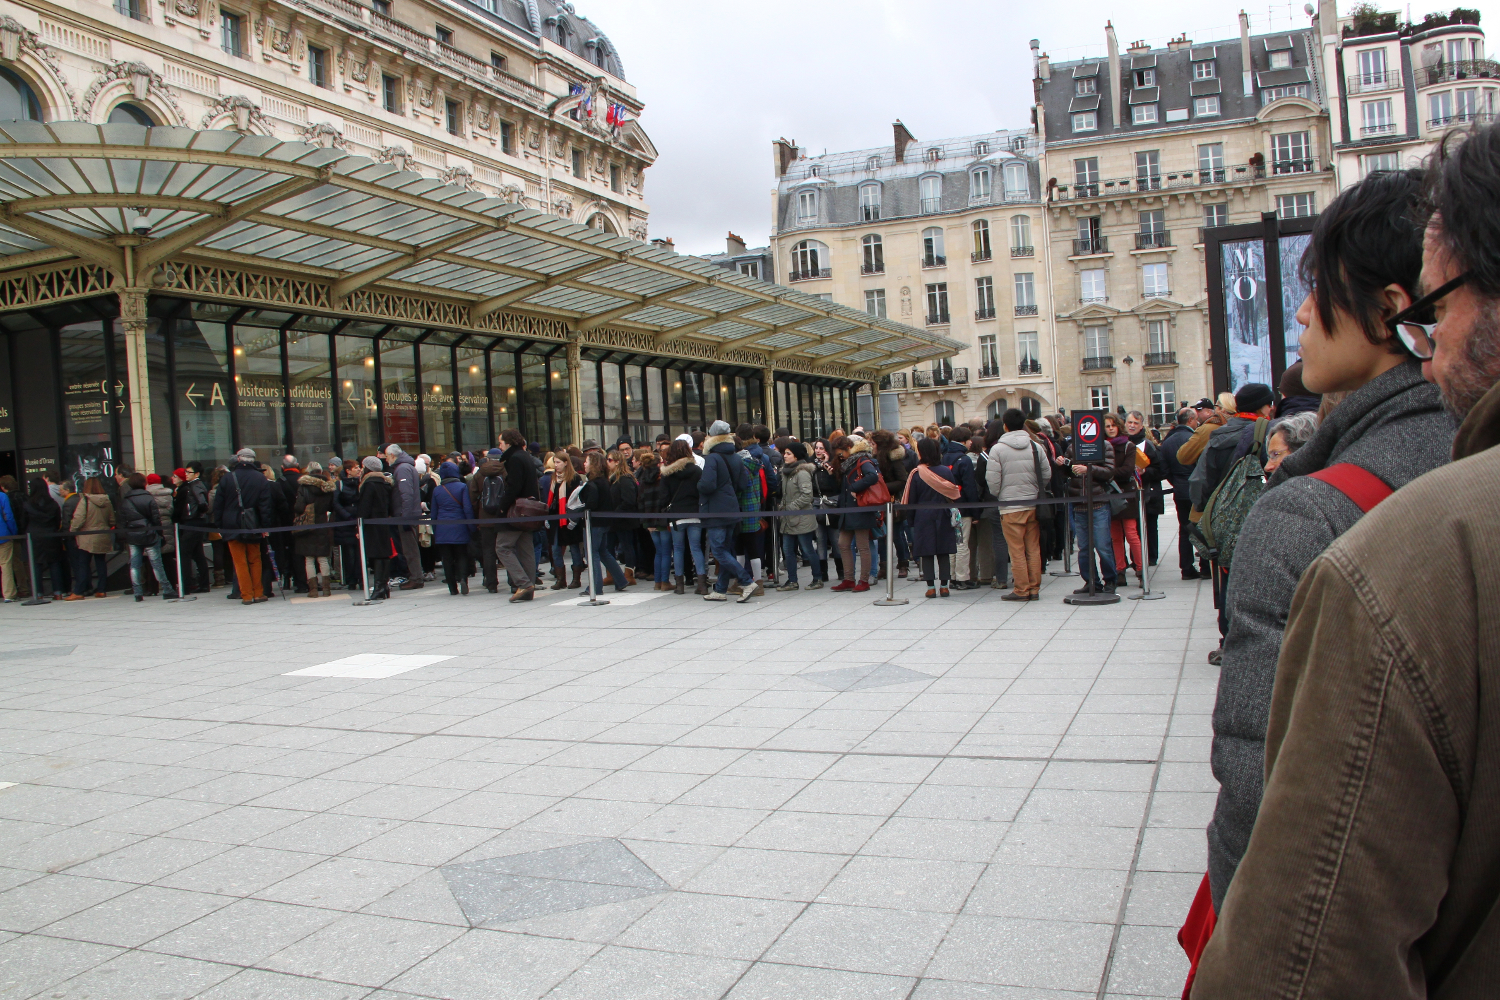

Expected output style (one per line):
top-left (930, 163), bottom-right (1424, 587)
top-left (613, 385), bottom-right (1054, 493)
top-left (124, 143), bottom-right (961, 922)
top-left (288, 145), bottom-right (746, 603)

top-left (143, 473), bottom-right (175, 574)
top-left (1233, 382), bottom-right (1275, 416)
top-left (698, 417), bottom-right (759, 601)
top-left (362, 455), bottom-right (384, 472)
top-left (145, 473), bottom-right (162, 485)
top-left (172, 468), bottom-right (188, 482)
top-left (429, 459), bottom-right (474, 596)
top-left (786, 440), bottom-right (809, 462)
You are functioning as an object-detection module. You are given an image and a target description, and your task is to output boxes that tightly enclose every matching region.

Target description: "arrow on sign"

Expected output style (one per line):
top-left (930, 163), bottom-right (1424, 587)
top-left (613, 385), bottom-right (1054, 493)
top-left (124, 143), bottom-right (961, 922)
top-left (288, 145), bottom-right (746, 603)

top-left (114, 381), bottom-right (124, 396)
top-left (184, 383), bottom-right (203, 408)
top-left (347, 389), bottom-right (358, 411)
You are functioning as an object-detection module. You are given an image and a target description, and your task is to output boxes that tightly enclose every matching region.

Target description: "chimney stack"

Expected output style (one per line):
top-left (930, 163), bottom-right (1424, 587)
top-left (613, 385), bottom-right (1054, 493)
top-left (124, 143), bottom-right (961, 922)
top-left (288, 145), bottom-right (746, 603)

top-left (893, 120), bottom-right (917, 163)
top-left (1167, 33), bottom-right (1192, 50)
top-left (772, 138), bottom-right (799, 178)
top-left (1240, 10), bottom-right (1254, 97)
top-left (1127, 39), bottom-right (1150, 54)
top-left (726, 231), bottom-right (746, 256)
top-left (1106, 21), bottom-right (1122, 129)
top-left (649, 237), bottom-right (674, 249)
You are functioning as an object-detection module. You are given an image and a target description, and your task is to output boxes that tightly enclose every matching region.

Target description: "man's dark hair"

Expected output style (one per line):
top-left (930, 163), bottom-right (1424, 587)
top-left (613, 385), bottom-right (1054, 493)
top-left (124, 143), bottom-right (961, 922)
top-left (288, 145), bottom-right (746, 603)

top-left (1177, 408), bottom-right (1194, 425)
top-left (753, 424), bottom-right (770, 443)
top-left (500, 428), bottom-right (526, 450)
top-left (735, 422), bottom-right (754, 440)
top-left (1299, 167), bottom-right (1426, 345)
top-left (1423, 123), bottom-right (1500, 298)
top-left (916, 436), bottom-right (941, 466)
top-left (947, 425), bottom-right (971, 444)
top-left (776, 426), bottom-right (791, 438)
top-left (126, 472), bottom-right (146, 490)
top-left (690, 430), bottom-right (706, 448)
top-left (1002, 408), bottom-right (1026, 432)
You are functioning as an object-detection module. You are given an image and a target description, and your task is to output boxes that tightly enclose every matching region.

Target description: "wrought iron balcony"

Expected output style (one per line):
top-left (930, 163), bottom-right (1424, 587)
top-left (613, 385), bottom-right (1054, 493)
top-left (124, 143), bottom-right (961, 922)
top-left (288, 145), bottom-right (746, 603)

top-left (1011, 245), bottom-right (1034, 257)
top-left (1427, 110), bottom-right (1497, 130)
top-left (1271, 157), bottom-right (1316, 175)
top-left (787, 268), bottom-right (831, 282)
top-left (911, 369), bottom-right (933, 387)
top-left (1422, 59), bottom-right (1500, 87)
top-left (971, 250), bottom-right (992, 262)
top-left (975, 306), bottom-right (997, 320)
top-left (1018, 359), bottom-right (1043, 375)
top-left (1361, 122), bottom-right (1398, 137)
top-left (1135, 230), bottom-right (1172, 249)
top-left (1050, 165), bottom-right (1263, 202)
top-left (1347, 69), bottom-right (1402, 94)
top-left (1082, 355), bottom-right (1114, 371)
top-left (1143, 288), bottom-right (1172, 299)
top-left (880, 372), bottom-right (908, 390)
top-left (860, 262), bottom-right (884, 274)
top-left (1014, 303), bottom-right (1039, 317)
top-left (922, 254), bottom-right (947, 268)
top-left (920, 198), bottom-right (941, 214)
top-left (925, 311), bottom-right (950, 326)
top-left (1144, 351), bottom-right (1177, 366)
top-left (978, 364), bottom-right (1001, 380)
top-left (1072, 237), bottom-right (1109, 256)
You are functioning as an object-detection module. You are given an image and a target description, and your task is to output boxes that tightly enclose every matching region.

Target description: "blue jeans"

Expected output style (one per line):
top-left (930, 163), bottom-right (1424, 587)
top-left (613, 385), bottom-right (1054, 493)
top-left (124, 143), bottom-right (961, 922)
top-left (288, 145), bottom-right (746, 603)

top-left (70, 546), bottom-right (108, 595)
top-left (650, 529), bottom-right (673, 581)
top-left (781, 531), bottom-right (823, 584)
top-left (587, 525), bottom-right (625, 594)
top-left (128, 542), bottom-right (175, 598)
top-left (1069, 499), bottom-right (1116, 587)
top-left (671, 522), bottom-right (706, 579)
top-left (707, 524), bottom-right (752, 593)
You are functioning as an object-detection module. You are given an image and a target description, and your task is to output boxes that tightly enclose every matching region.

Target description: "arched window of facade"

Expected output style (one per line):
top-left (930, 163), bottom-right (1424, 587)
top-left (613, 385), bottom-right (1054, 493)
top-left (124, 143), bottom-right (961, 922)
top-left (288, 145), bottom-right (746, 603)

top-left (1010, 214), bottom-right (1033, 253)
top-left (919, 174), bottom-right (942, 213)
top-left (586, 213), bottom-right (616, 234)
top-left (861, 234), bottom-right (883, 273)
top-left (971, 220), bottom-right (991, 261)
top-left (108, 103), bottom-right (157, 126)
top-left (1003, 160), bottom-right (1029, 199)
top-left (0, 68), bottom-right (43, 122)
top-left (796, 188), bottom-right (818, 224)
top-left (859, 182), bottom-right (880, 221)
top-left (791, 239), bottom-right (828, 280)
top-left (921, 227), bottom-right (945, 267)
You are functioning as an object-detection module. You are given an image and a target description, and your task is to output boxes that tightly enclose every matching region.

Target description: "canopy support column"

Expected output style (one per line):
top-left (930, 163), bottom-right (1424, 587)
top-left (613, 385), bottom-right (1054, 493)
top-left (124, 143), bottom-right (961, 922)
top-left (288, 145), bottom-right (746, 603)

top-left (119, 287), bottom-right (155, 472)
top-left (566, 333), bottom-right (583, 447)
top-left (762, 366), bottom-right (775, 433)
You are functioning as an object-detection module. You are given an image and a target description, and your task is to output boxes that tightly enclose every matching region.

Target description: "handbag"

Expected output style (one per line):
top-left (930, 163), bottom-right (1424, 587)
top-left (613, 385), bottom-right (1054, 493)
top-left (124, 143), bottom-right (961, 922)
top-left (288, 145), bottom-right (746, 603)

top-left (856, 460), bottom-right (892, 507)
top-left (1105, 480), bottom-right (1130, 518)
top-left (228, 472), bottom-right (260, 531)
top-left (508, 497), bottom-right (547, 532)
top-left (565, 481), bottom-right (587, 514)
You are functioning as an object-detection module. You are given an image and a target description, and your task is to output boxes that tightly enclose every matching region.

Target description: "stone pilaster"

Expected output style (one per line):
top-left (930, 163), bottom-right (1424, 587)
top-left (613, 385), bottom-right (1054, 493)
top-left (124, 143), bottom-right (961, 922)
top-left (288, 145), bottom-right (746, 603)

top-left (118, 287), bottom-right (154, 473)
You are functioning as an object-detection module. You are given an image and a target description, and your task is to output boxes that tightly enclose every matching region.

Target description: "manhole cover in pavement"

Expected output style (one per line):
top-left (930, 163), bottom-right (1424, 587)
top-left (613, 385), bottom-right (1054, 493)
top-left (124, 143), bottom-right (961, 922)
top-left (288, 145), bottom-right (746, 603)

top-left (800, 662), bottom-right (935, 691)
top-left (440, 839), bottom-right (666, 926)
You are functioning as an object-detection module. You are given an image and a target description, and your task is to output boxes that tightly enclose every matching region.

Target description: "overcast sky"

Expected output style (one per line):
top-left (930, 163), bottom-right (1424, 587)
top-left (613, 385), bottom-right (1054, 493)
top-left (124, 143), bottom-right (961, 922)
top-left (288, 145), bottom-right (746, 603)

top-left (585, 0), bottom-right (1499, 256)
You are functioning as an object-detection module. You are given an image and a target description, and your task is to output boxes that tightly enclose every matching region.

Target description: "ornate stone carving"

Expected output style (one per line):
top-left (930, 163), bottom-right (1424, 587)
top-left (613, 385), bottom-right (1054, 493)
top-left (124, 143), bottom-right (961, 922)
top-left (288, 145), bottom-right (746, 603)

top-left (199, 94), bottom-right (271, 132)
top-left (441, 165), bottom-right (475, 191)
top-left (549, 134), bottom-right (563, 158)
top-left (254, 16), bottom-right (264, 41)
top-left (497, 183), bottom-right (524, 204)
top-left (526, 128), bottom-right (541, 150)
top-left (348, 59), bottom-right (369, 83)
top-left (0, 16), bottom-right (81, 119)
top-left (298, 121), bottom-right (348, 150)
top-left (271, 28), bottom-right (292, 54)
top-left (175, 0), bottom-right (200, 16)
top-left (82, 60), bottom-right (183, 123)
top-left (475, 105), bottom-right (491, 130)
top-left (416, 84), bottom-right (434, 109)
top-left (377, 145), bottom-right (416, 171)
top-left (628, 223), bottom-right (648, 242)
top-left (552, 196), bottom-right (574, 217)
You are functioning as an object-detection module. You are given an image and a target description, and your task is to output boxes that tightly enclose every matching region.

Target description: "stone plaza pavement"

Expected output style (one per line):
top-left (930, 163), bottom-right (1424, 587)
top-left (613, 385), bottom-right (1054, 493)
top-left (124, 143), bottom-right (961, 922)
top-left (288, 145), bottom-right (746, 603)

top-left (0, 542), bottom-right (1219, 999)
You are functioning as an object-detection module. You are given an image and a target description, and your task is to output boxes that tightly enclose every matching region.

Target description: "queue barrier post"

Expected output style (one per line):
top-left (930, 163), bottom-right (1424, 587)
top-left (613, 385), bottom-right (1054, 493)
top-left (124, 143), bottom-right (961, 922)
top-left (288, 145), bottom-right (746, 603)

top-left (872, 500), bottom-right (907, 607)
top-left (1050, 500), bottom-right (1074, 577)
top-left (579, 511), bottom-right (609, 607)
top-left (20, 534), bottom-right (49, 606)
top-left (1063, 469), bottom-right (1120, 606)
top-left (170, 523), bottom-right (196, 602)
top-left (351, 518), bottom-right (377, 606)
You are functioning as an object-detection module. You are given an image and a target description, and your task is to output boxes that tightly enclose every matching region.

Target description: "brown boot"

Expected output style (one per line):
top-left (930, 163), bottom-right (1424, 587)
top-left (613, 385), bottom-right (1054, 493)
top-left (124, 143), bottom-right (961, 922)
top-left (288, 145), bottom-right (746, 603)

top-left (694, 573), bottom-right (709, 596)
top-left (624, 567), bottom-right (636, 587)
top-left (674, 575), bottom-right (685, 595)
top-left (569, 567), bottom-right (583, 589)
top-left (319, 576), bottom-right (331, 598)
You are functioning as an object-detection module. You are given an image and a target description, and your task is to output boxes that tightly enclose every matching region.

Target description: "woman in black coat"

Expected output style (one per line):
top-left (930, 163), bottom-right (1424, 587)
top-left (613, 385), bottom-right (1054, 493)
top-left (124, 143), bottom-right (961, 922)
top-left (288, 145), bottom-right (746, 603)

top-left (660, 441), bottom-right (706, 594)
top-left (355, 458), bottom-right (395, 599)
top-left (831, 436), bottom-right (881, 592)
top-left (902, 437), bottom-right (960, 597)
top-left (292, 465), bottom-right (338, 597)
top-left (331, 462), bottom-right (361, 590)
top-left (21, 477), bottom-right (66, 598)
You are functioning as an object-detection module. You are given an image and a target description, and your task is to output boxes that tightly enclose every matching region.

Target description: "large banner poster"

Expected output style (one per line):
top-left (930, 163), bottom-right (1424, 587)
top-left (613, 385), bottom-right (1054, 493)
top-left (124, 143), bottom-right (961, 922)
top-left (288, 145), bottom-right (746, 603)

top-left (1221, 239), bottom-right (1272, 390)
top-left (1279, 232), bottom-right (1312, 372)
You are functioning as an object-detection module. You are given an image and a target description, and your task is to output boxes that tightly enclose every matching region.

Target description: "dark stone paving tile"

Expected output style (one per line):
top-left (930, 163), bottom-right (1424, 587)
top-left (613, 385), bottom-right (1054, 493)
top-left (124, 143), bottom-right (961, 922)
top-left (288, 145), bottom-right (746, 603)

top-left (441, 838), bottom-right (667, 926)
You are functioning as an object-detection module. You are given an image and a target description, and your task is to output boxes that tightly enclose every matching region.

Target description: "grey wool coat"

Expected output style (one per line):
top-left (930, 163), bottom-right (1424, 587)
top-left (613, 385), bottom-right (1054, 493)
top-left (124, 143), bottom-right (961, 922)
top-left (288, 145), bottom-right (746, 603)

top-left (1205, 360), bottom-right (1454, 911)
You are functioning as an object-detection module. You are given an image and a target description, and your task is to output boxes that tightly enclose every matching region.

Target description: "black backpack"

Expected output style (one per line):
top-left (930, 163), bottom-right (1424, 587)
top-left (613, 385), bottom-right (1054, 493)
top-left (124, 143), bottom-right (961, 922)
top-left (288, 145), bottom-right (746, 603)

top-left (183, 479), bottom-right (209, 522)
top-left (480, 474), bottom-right (506, 516)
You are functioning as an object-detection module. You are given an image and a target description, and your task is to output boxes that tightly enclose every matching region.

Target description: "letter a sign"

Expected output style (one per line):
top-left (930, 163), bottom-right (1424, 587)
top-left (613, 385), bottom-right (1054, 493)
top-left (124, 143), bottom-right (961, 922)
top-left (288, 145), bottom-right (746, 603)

top-left (1073, 409), bottom-right (1107, 464)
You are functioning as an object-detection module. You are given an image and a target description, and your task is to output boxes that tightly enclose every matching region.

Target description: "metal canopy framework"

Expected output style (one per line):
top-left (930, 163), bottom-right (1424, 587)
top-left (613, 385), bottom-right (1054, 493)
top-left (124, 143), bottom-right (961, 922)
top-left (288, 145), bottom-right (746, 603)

top-left (0, 122), bottom-right (963, 379)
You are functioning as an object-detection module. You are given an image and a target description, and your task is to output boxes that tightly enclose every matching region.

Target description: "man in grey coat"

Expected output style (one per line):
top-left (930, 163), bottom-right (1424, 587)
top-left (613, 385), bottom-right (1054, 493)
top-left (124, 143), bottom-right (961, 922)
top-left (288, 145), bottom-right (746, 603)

top-left (985, 408), bottom-right (1046, 600)
top-left (384, 444), bottom-right (424, 590)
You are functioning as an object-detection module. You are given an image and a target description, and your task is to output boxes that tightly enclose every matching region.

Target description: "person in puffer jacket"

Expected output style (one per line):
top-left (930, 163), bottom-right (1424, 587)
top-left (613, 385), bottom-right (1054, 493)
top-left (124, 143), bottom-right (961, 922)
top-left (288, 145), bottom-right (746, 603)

top-left (775, 441), bottom-right (824, 591)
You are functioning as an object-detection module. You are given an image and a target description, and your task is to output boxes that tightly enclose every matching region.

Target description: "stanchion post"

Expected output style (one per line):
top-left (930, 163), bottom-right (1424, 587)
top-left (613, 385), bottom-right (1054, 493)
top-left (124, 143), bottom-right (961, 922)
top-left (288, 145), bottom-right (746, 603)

top-left (170, 523), bottom-right (196, 602)
top-left (580, 510), bottom-right (609, 607)
top-left (20, 535), bottom-right (49, 606)
top-left (1064, 467), bottom-right (1119, 606)
top-left (351, 518), bottom-right (377, 605)
top-left (873, 501), bottom-right (908, 606)
top-left (1051, 499), bottom-right (1074, 577)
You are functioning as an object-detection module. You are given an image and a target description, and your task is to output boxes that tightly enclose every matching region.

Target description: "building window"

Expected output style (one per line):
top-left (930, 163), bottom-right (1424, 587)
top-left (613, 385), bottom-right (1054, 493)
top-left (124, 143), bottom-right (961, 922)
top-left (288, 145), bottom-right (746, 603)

top-left (1150, 381), bottom-right (1176, 426)
top-left (866, 155), bottom-right (881, 171)
top-left (865, 288), bottom-right (887, 318)
top-left (1203, 203), bottom-right (1228, 229)
top-left (1072, 111), bottom-right (1097, 132)
top-left (499, 121), bottom-right (513, 154)
top-left (814, 293), bottom-right (833, 302)
top-left (1074, 157), bottom-right (1099, 196)
top-left (935, 400), bottom-right (955, 425)
top-left (859, 183), bottom-right (881, 221)
top-left (925, 283), bottom-right (949, 324)
top-left (1269, 49), bottom-right (1292, 69)
top-left (790, 239), bottom-right (827, 280)
top-left (1143, 262), bottom-right (1170, 298)
top-left (445, 99), bottom-right (462, 136)
top-left (975, 276), bottom-right (995, 319)
top-left (920, 174), bottom-right (942, 214)
top-left (1018, 331), bottom-right (1040, 373)
top-left (1136, 150), bottom-right (1161, 190)
top-left (1198, 142), bottom-right (1225, 182)
top-left (1262, 84), bottom-right (1310, 104)
top-left (973, 140), bottom-right (990, 156)
top-left (1276, 193), bottom-right (1316, 218)
top-left (1148, 319), bottom-right (1169, 356)
top-left (971, 167), bottom-right (992, 201)
top-left (1013, 272), bottom-right (1036, 312)
top-left (1010, 215), bottom-right (1032, 253)
top-left (571, 148), bottom-right (585, 179)
top-left (1362, 99), bottom-right (1394, 135)
top-left (308, 45), bottom-right (329, 88)
top-left (1194, 96), bottom-right (1221, 117)
top-left (1272, 131), bottom-right (1311, 173)
top-left (1140, 208), bottom-right (1165, 236)
top-left (108, 103), bottom-right (155, 126)
top-left (1081, 268), bottom-right (1107, 303)
top-left (381, 74), bottom-right (400, 113)
top-left (922, 227), bottom-right (946, 267)
top-left (861, 234), bottom-right (884, 273)
top-left (1430, 90), bottom-right (1454, 125)
top-left (1357, 48), bottom-right (1388, 86)
top-left (1135, 67), bottom-right (1157, 87)
top-left (371, 0), bottom-right (389, 13)
top-left (435, 24), bottom-right (453, 44)
top-left (491, 51), bottom-right (507, 72)
top-left (221, 11), bottom-right (244, 56)
top-left (609, 164), bottom-right (621, 192)
top-left (1076, 76), bottom-right (1097, 96)
top-left (1132, 104), bottom-right (1159, 125)
top-left (1363, 151), bottom-right (1400, 175)
top-left (1002, 160), bottom-right (1028, 200)
top-left (925, 147), bottom-right (942, 163)
top-left (738, 260), bottom-right (761, 279)
top-left (1090, 385), bottom-right (1112, 410)
top-left (797, 189), bottom-right (817, 224)
top-left (978, 334), bottom-right (999, 376)
top-left (972, 219), bottom-right (991, 261)
top-left (1193, 60), bottom-right (1217, 79)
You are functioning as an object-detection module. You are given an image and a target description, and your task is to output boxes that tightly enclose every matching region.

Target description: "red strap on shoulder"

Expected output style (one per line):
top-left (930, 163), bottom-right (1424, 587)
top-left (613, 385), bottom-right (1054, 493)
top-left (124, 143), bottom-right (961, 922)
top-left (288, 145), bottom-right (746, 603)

top-left (1307, 463), bottom-right (1393, 513)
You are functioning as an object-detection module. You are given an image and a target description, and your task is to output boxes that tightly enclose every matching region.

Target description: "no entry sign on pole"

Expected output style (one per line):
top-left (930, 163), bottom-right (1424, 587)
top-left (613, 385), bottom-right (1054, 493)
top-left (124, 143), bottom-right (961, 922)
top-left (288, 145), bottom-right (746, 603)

top-left (1073, 409), bottom-right (1107, 464)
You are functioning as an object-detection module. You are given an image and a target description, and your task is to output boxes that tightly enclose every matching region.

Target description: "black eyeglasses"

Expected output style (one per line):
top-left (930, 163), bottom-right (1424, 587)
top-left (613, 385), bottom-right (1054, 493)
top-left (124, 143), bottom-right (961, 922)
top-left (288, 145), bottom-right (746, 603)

top-left (1385, 272), bottom-right (1469, 360)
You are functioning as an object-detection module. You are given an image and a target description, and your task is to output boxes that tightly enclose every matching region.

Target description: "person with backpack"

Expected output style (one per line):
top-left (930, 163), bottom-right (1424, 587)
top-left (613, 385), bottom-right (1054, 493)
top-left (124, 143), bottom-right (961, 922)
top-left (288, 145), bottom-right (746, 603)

top-left (968, 430), bottom-right (1009, 589)
top-left (491, 429), bottom-right (540, 602)
top-left (211, 448), bottom-right (275, 604)
top-left (1188, 171), bottom-right (1455, 982)
top-left (986, 409), bottom-right (1048, 601)
top-left (171, 464), bottom-right (212, 594)
top-left (728, 430), bottom-right (768, 592)
top-left (698, 420), bottom-right (760, 602)
top-left (471, 448), bottom-right (507, 593)
top-left (118, 472), bottom-right (176, 602)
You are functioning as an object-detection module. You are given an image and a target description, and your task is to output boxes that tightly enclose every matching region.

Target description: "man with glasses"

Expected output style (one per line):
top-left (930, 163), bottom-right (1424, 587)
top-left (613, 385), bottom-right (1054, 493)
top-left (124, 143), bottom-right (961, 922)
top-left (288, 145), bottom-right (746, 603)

top-left (1194, 126), bottom-right (1500, 997)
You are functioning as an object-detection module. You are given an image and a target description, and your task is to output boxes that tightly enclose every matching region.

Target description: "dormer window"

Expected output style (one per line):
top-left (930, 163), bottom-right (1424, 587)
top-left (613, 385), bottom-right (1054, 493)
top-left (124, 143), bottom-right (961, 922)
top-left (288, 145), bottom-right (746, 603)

top-left (1193, 60), bottom-right (1216, 79)
top-left (1134, 68), bottom-right (1156, 87)
top-left (866, 155), bottom-right (881, 171)
top-left (808, 164), bottom-right (820, 177)
top-left (973, 140), bottom-right (990, 156)
top-left (925, 147), bottom-right (942, 163)
top-left (1076, 77), bottom-right (1097, 96)
top-left (1270, 49), bottom-right (1291, 69)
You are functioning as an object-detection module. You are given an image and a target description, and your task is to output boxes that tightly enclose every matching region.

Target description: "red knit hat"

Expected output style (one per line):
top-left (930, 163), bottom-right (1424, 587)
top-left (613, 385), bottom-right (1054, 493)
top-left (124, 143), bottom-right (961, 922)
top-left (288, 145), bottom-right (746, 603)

top-left (173, 468), bottom-right (188, 480)
top-left (145, 473), bottom-right (162, 485)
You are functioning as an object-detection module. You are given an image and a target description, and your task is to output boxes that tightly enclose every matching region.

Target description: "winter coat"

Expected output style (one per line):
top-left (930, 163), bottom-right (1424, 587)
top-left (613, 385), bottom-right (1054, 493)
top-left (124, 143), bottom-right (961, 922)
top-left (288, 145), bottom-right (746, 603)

top-left (0, 490), bottom-right (16, 539)
top-left (117, 487), bottom-right (164, 547)
top-left (697, 435), bottom-right (744, 519)
top-left (609, 472), bottom-right (639, 528)
top-left (213, 460), bottom-right (275, 534)
top-left (777, 460), bottom-right (816, 535)
top-left (356, 471), bottom-right (395, 559)
top-left (1176, 412), bottom-right (1224, 467)
top-left (907, 465), bottom-right (957, 558)
top-left (1204, 361), bottom-right (1453, 912)
top-left (1062, 439), bottom-right (1116, 498)
top-left (812, 460), bottom-right (842, 529)
top-left (986, 430), bottom-right (1046, 506)
top-left (939, 438), bottom-right (979, 507)
top-left (1129, 429), bottom-right (1166, 516)
top-left (1190, 374), bottom-right (1496, 1000)
top-left (660, 457), bottom-right (702, 521)
top-left (146, 484), bottom-right (175, 551)
top-left (21, 495), bottom-right (62, 560)
top-left (544, 472), bottom-right (584, 545)
top-left (429, 477), bottom-right (474, 545)
top-left (389, 451), bottom-right (421, 519)
top-left (291, 474), bottom-right (337, 558)
top-left (876, 445), bottom-right (910, 522)
top-left (578, 476), bottom-right (614, 516)
top-left (272, 469), bottom-right (300, 528)
top-left (636, 460), bottom-right (669, 529)
top-left (1107, 435), bottom-right (1141, 522)
top-left (836, 437), bottom-right (881, 532)
top-left (497, 445), bottom-right (539, 517)
top-left (471, 458), bottom-right (505, 523)
top-left (1190, 415), bottom-right (1260, 509)
top-left (331, 476), bottom-right (359, 545)
top-left (1158, 423), bottom-right (1196, 493)
top-left (172, 478), bottom-right (211, 528)
top-left (70, 493), bottom-right (115, 554)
